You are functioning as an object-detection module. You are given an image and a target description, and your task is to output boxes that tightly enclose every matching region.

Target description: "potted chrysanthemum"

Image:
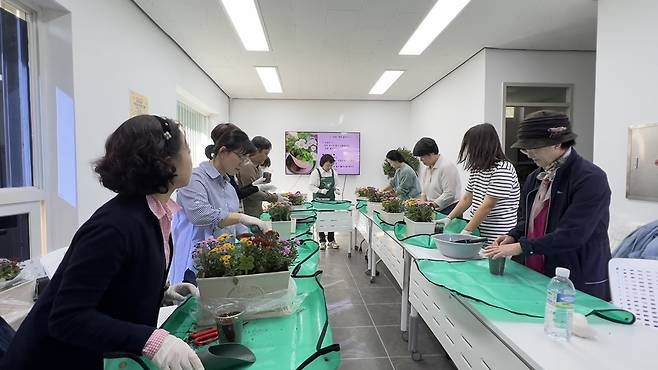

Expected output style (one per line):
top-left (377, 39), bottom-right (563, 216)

top-left (194, 232), bottom-right (299, 302)
top-left (379, 198), bottom-right (405, 225)
top-left (267, 202), bottom-right (293, 241)
top-left (403, 199), bottom-right (436, 235)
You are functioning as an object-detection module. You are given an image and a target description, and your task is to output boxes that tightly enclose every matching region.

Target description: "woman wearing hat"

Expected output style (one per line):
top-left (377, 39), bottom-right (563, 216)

top-left (484, 110), bottom-right (612, 301)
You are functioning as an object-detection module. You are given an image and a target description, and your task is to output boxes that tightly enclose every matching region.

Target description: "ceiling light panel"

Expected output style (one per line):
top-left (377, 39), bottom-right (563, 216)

top-left (255, 67), bottom-right (283, 93)
top-left (369, 70), bottom-right (405, 95)
top-left (221, 0), bottom-right (270, 51)
top-left (399, 0), bottom-right (471, 55)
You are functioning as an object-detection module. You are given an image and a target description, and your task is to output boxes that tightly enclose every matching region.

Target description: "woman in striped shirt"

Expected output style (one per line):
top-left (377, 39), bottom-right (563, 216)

top-left (437, 123), bottom-right (520, 242)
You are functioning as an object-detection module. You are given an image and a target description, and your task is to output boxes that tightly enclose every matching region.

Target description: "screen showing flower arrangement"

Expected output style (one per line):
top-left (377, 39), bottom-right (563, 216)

top-left (284, 131), bottom-right (360, 175)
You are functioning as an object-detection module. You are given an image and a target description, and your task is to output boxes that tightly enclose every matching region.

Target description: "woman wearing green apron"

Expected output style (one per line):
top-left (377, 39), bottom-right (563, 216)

top-left (309, 154), bottom-right (342, 249)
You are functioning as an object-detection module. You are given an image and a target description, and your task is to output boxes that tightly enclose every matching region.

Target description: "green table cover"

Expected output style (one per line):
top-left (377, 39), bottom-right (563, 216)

top-left (415, 258), bottom-right (635, 325)
top-left (104, 233), bottom-right (340, 370)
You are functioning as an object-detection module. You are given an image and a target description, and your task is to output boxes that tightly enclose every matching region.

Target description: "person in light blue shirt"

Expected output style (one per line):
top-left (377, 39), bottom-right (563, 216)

top-left (382, 149), bottom-right (422, 201)
top-left (170, 123), bottom-right (271, 284)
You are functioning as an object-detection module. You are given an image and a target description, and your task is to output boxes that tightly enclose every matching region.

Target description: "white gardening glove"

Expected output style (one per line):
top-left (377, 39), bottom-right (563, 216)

top-left (239, 214), bottom-right (272, 232)
top-left (318, 189), bottom-right (328, 195)
top-left (435, 217), bottom-right (452, 227)
top-left (152, 335), bottom-right (204, 370)
top-left (276, 194), bottom-right (291, 204)
top-left (163, 283), bottom-right (199, 306)
top-left (334, 188), bottom-right (342, 195)
top-left (252, 176), bottom-right (267, 186)
top-left (460, 229), bottom-right (472, 235)
top-left (256, 183), bottom-right (276, 192)
top-left (573, 312), bottom-right (597, 339)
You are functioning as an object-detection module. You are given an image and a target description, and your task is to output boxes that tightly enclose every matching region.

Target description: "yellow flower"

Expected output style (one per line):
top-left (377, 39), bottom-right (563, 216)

top-left (218, 236), bottom-right (225, 243)
top-left (240, 237), bottom-right (251, 245)
top-left (210, 246), bottom-right (222, 254)
top-left (247, 241), bottom-right (253, 246)
top-left (221, 255), bottom-right (231, 265)
top-left (223, 243), bottom-right (233, 249)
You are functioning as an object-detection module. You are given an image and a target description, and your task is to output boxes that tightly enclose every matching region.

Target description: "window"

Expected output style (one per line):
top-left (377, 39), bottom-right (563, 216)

top-left (503, 84), bottom-right (572, 184)
top-left (177, 101), bottom-right (211, 167)
top-left (0, 2), bottom-right (32, 189)
top-left (0, 1), bottom-right (42, 262)
top-left (0, 213), bottom-right (29, 261)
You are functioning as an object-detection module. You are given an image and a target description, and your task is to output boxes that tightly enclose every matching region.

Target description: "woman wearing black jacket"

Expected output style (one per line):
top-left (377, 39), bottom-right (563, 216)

top-left (484, 111), bottom-right (612, 301)
top-left (1, 115), bottom-right (203, 369)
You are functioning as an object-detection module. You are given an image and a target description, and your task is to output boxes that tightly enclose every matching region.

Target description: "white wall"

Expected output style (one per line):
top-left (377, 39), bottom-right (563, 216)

top-left (594, 0), bottom-right (658, 234)
top-left (53, 0), bottom-right (230, 225)
top-left (410, 50), bottom-right (486, 185)
top-left (484, 49), bottom-right (596, 160)
top-left (229, 99), bottom-right (411, 199)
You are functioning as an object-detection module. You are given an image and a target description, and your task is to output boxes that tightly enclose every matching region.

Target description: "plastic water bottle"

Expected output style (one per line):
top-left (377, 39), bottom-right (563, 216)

top-left (544, 267), bottom-right (575, 341)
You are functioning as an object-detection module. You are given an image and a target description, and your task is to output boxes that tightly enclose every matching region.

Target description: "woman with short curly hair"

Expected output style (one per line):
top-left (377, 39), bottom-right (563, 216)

top-left (1, 115), bottom-right (203, 370)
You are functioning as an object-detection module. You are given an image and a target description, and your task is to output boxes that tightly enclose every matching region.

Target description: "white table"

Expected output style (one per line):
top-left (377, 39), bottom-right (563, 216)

top-left (360, 208), bottom-right (658, 368)
top-left (314, 208), bottom-right (356, 257)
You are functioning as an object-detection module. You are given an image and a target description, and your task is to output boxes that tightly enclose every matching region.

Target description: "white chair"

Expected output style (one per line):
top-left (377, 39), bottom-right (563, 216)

top-left (609, 258), bottom-right (658, 329)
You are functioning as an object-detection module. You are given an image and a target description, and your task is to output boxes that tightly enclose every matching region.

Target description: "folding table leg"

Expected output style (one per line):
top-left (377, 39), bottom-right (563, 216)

top-left (408, 306), bottom-right (422, 361)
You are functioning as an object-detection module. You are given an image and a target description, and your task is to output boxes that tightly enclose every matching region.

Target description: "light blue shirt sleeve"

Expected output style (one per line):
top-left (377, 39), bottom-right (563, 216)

top-left (176, 174), bottom-right (229, 227)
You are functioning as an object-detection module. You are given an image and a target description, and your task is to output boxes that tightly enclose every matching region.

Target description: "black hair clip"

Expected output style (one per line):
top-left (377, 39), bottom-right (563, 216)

top-left (153, 115), bottom-right (173, 141)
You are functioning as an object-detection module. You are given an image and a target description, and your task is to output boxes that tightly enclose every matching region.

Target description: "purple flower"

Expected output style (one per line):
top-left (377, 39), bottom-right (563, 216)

top-left (283, 246), bottom-right (291, 256)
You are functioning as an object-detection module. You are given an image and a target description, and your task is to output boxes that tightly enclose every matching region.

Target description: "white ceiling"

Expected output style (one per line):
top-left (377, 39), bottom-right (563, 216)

top-left (134, 0), bottom-right (597, 100)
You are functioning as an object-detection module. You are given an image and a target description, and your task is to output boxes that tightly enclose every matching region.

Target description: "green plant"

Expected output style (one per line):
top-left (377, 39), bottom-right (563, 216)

top-left (268, 202), bottom-right (291, 222)
top-left (367, 190), bottom-right (385, 202)
top-left (356, 186), bottom-right (378, 198)
top-left (0, 259), bottom-right (20, 281)
top-left (383, 147), bottom-right (420, 178)
top-left (282, 192), bottom-right (306, 206)
top-left (382, 198), bottom-right (403, 213)
top-left (285, 132), bottom-right (318, 163)
top-left (194, 232), bottom-right (299, 278)
top-left (356, 187), bottom-right (371, 197)
top-left (404, 199), bottom-right (434, 222)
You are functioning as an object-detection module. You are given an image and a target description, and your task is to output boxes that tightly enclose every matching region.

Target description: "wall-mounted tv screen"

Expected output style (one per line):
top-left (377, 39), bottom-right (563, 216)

top-left (284, 131), bottom-right (360, 175)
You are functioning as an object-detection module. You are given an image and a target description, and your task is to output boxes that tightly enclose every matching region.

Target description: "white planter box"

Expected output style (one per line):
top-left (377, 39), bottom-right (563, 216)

top-left (290, 205), bottom-right (306, 211)
top-left (356, 196), bottom-right (368, 202)
top-left (271, 220), bottom-right (293, 240)
top-left (379, 211), bottom-right (404, 225)
top-left (404, 216), bottom-right (436, 236)
top-left (197, 270), bottom-right (293, 321)
top-left (367, 201), bottom-right (383, 215)
top-left (197, 270), bottom-right (290, 300)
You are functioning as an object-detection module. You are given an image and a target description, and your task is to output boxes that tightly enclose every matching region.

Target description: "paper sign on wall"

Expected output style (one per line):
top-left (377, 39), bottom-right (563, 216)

top-left (129, 90), bottom-right (149, 117)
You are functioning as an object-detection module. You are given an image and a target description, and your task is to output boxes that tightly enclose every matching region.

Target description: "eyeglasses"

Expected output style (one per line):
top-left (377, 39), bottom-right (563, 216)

top-left (232, 151), bottom-right (251, 164)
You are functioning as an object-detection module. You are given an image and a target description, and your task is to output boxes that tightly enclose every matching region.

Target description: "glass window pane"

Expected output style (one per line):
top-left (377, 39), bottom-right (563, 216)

top-left (506, 86), bottom-right (568, 104)
top-left (0, 7), bottom-right (32, 188)
top-left (0, 213), bottom-right (30, 261)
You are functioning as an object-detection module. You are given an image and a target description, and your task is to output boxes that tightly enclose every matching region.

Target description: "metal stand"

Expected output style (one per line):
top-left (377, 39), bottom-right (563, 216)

top-left (408, 306), bottom-right (421, 361)
top-left (401, 250), bottom-right (411, 337)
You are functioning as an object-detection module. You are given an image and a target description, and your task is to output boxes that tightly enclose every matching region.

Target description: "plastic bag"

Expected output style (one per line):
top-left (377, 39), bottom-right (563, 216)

top-left (195, 277), bottom-right (303, 326)
top-left (0, 259), bottom-right (46, 292)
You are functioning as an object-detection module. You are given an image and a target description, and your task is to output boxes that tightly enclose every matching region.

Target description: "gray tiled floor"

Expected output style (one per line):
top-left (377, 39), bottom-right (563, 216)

top-left (319, 233), bottom-right (456, 370)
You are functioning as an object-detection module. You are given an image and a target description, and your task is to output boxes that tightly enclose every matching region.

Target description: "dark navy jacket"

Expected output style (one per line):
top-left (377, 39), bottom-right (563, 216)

top-left (508, 150), bottom-right (612, 301)
top-left (0, 195), bottom-right (171, 370)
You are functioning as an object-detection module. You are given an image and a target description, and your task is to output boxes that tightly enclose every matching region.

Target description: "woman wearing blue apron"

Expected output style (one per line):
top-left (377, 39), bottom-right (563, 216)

top-left (170, 123), bottom-right (271, 284)
top-left (310, 154), bottom-right (342, 250)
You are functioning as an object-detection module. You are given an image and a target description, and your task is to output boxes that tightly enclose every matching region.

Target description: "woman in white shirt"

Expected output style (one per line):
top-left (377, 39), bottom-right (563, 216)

top-left (412, 137), bottom-right (461, 214)
top-left (309, 154), bottom-right (341, 250)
